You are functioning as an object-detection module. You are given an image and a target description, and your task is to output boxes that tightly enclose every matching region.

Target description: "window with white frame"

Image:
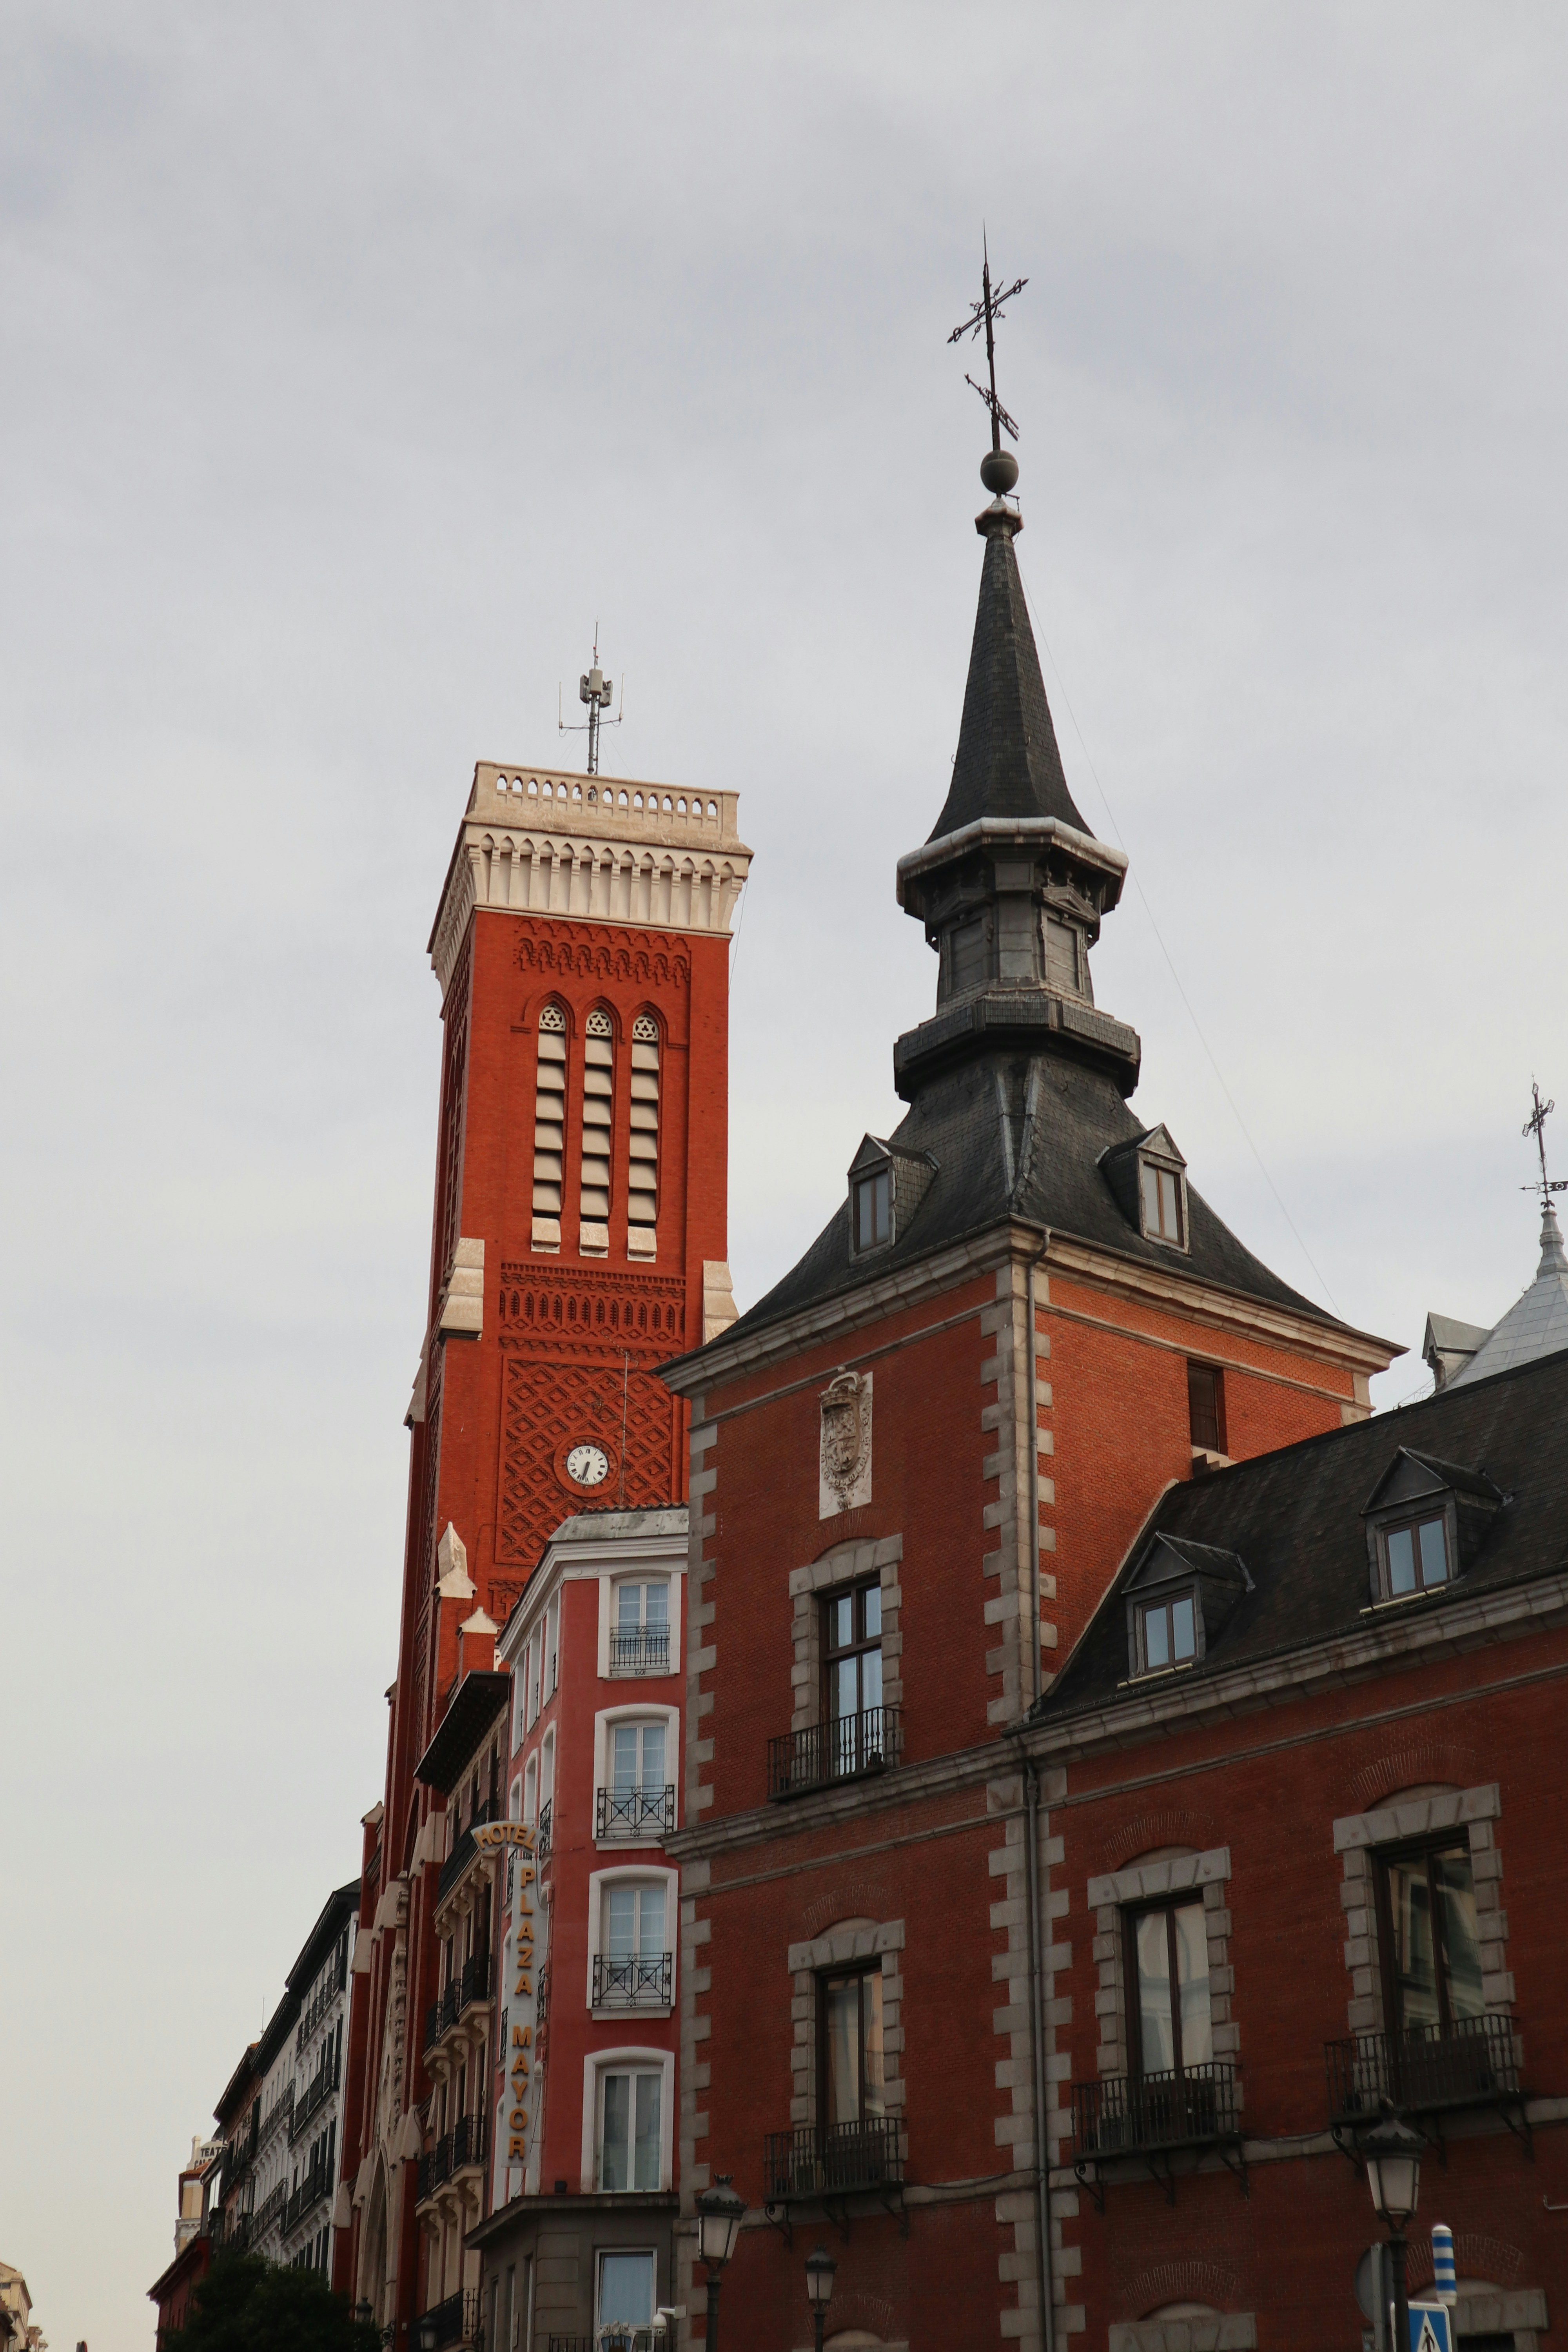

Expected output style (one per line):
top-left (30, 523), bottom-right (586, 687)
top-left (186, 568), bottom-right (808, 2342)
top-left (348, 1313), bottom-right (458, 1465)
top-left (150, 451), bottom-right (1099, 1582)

top-left (530, 1003), bottom-right (568, 1253)
top-left (545, 1597), bottom-right (560, 1698)
top-left (597, 2068), bottom-right (662, 2192)
top-left (523, 1756), bottom-right (537, 1826)
top-left (610, 1580), bottom-right (670, 1675)
top-left (599, 1720), bottom-right (673, 1842)
top-left (526, 1637), bottom-right (541, 1729)
top-left (594, 1880), bottom-right (670, 2008)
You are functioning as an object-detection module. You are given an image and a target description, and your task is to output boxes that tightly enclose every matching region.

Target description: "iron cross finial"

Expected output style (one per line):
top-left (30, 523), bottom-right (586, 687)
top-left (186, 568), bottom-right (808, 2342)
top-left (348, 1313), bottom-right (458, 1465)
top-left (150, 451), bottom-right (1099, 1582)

top-left (949, 231), bottom-right (1027, 452)
top-left (1521, 1078), bottom-right (1568, 1200)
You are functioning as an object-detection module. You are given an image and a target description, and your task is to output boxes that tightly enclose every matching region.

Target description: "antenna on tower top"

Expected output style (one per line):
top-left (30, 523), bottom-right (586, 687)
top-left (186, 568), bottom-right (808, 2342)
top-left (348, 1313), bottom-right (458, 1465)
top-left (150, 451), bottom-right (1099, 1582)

top-left (558, 625), bottom-right (622, 775)
top-left (1521, 1078), bottom-right (1568, 1202)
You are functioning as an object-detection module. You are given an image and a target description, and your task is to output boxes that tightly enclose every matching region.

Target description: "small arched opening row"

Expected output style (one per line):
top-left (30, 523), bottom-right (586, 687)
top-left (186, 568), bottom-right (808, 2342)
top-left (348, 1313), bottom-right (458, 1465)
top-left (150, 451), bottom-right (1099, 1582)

top-left (528, 1004), bottom-right (661, 1262)
top-left (491, 775), bottom-right (721, 821)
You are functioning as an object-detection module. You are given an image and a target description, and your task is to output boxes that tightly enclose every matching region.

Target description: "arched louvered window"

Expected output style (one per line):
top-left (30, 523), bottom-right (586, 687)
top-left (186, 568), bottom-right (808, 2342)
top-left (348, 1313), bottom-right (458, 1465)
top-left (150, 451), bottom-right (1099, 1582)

top-left (531, 1004), bottom-right (567, 1253)
top-left (627, 1014), bottom-right (661, 1259)
top-left (579, 1009), bottom-right (614, 1256)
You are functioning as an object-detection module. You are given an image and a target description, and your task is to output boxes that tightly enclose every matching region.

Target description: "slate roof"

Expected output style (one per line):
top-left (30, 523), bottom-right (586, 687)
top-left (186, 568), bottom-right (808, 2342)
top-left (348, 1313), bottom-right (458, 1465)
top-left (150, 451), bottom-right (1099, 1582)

top-left (721, 1047), bottom-right (1339, 1347)
top-left (1034, 1342), bottom-right (1568, 1724)
top-left (1446, 1204), bottom-right (1568, 1389)
top-left (926, 514), bottom-right (1089, 842)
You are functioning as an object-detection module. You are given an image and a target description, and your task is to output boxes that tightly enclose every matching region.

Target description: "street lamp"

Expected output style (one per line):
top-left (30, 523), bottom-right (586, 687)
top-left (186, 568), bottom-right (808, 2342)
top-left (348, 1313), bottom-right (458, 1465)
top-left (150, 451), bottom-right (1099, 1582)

top-left (695, 2175), bottom-right (746, 2352)
top-left (416, 2318), bottom-right (439, 2352)
top-left (805, 2245), bottom-right (838, 2352)
top-left (1364, 2115), bottom-right (1424, 2350)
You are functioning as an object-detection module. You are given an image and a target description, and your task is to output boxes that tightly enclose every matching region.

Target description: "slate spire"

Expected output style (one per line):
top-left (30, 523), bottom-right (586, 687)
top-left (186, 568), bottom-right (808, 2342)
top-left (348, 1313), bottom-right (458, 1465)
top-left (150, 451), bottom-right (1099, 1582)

top-left (927, 505), bottom-right (1088, 843)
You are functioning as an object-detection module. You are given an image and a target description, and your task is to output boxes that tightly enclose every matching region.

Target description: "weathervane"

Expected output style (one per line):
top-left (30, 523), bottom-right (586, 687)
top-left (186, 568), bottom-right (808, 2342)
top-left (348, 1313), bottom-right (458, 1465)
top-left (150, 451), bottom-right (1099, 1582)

top-left (949, 232), bottom-right (1027, 492)
top-left (1521, 1079), bottom-right (1568, 1203)
top-left (558, 627), bottom-right (622, 776)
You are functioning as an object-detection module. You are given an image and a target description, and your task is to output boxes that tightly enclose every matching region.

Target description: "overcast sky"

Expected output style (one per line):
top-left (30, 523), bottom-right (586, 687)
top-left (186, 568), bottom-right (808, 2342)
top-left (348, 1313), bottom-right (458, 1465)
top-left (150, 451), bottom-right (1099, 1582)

top-left (5, 7), bottom-right (1568, 2342)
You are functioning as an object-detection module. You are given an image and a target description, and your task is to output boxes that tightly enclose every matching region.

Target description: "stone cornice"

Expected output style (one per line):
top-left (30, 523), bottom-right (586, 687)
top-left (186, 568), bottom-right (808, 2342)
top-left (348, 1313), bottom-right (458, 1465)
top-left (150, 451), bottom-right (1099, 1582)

top-left (1013, 1566), bottom-right (1568, 1769)
top-left (659, 1228), bottom-right (1017, 1397)
top-left (1041, 1230), bottom-right (1397, 1374)
top-left (428, 761), bottom-right (752, 1000)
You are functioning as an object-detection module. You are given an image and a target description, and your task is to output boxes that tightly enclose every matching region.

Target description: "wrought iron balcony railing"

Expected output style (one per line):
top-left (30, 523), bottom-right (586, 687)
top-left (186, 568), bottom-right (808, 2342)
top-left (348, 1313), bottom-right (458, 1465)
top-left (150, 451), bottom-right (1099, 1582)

top-left (1071, 2063), bottom-right (1241, 2163)
top-left (283, 2159), bottom-right (332, 2236)
top-left (535, 1800), bottom-right (552, 1860)
top-left (418, 2288), bottom-right (481, 2348)
top-left (291, 2049), bottom-right (341, 2139)
top-left (425, 1953), bottom-right (492, 2052)
top-left (764, 2116), bottom-right (904, 2201)
top-left (251, 2177), bottom-right (290, 2237)
top-left (1326, 2013), bottom-right (1521, 2125)
top-left (609, 1627), bottom-right (671, 1676)
top-left (595, 1783), bottom-right (676, 1841)
top-left (592, 1950), bottom-right (673, 2008)
top-left (419, 2110), bottom-right (489, 2202)
top-left (295, 1947), bottom-right (348, 2053)
top-left (768, 1706), bottom-right (902, 1800)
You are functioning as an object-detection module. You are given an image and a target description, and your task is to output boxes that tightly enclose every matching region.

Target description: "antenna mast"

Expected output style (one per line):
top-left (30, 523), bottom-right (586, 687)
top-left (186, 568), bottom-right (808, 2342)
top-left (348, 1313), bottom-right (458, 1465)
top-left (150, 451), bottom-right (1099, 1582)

top-left (559, 625), bottom-right (621, 775)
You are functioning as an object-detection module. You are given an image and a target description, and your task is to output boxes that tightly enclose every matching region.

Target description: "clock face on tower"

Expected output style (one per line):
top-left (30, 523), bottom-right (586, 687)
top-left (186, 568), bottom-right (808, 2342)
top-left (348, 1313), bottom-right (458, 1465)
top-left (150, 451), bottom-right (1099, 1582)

top-left (565, 1442), bottom-right (610, 1489)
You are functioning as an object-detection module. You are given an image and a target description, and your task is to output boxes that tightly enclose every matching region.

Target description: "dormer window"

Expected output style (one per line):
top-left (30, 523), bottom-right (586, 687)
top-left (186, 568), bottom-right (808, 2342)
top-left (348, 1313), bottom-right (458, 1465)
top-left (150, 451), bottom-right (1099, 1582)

top-left (1140, 1154), bottom-right (1186, 1247)
top-left (854, 1169), bottom-right (890, 1252)
top-left (846, 1136), bottom-right (936, 1263)
top-left (1361, 1448), bottom-right (1502, 1607)
top-left (1123, 1532), bottom-right (1250, 1681)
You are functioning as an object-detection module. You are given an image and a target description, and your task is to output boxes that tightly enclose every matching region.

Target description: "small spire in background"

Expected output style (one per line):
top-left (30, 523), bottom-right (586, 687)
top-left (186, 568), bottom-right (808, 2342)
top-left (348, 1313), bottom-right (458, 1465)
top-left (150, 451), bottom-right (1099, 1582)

top-left (1521, 1078), bottom-right (1568, 1207)
top-left (949, 230), bottom-right (1027, 497)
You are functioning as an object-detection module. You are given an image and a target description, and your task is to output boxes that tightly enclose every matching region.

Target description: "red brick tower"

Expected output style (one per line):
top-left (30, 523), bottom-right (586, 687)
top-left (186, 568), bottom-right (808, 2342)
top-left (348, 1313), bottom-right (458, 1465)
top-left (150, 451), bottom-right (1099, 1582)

top-left (338, 757), bottom-right (751, 2336)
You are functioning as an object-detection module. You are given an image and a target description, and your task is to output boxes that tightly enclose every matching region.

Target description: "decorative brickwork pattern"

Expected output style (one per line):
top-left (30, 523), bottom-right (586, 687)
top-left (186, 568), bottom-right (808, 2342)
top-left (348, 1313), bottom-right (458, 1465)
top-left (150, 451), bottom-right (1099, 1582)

top-left (515, 932), bottom-right (690, 989)
top-left (496, 1354), bottom-right (679, 1564)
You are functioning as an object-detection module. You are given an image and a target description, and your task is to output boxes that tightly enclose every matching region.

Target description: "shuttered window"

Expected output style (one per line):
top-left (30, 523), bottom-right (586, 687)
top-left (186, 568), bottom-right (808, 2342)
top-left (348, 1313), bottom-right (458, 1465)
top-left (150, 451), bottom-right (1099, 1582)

top-left (627, 1015), bottom-right (660, 1259)
top-left (530, 1004), bottom-right (567, 1252)
top-left (579, 1009), bottom-right (614, 1256)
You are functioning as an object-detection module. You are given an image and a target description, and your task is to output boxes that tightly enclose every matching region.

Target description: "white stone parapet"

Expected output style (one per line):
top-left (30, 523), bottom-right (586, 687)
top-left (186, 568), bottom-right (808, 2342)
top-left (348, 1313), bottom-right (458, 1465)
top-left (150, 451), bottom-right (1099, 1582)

top-left (428, 761), bottom-right (753, 998)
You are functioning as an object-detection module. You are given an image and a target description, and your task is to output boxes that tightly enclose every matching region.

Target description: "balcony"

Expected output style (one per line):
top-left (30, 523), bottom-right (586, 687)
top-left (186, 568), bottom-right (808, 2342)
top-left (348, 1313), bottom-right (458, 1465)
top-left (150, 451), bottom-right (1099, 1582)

top-left (764, 2116), bottom-right (904, 2202)
top-left (251, 2177), bottom-right (289, 2238)
top-left (417, 2112), bottom-right (488, 2204)
top-left (436, 1795), bottom-right (503, 1907)
top-left (424, 1953), bottom-right (492, 2053)
top-left (418, 2290), bottom-right (481, 2349)
top-left (609, 1627), bottom-right (671, 1676)
top-left (592, 1951), bottom-right (673, 2009)
top-left (208, 2208), bottom-right (252, 2253)
top-left (1326, 2014), bottom-right (1524, 2140)
top-left (536, 1800), bottom-right (552, 1861)
top-left (292, 2049), bottom-right (341, 2139)
top-left (1070, 2065), bottom-right (1244, 2203)
top-left (768, 1706), bottom-right (903, 1800)
top-left (596, 1784), bottom-right (676, 1842)
top-left (295, 1945), bottom-right (348, 2053)
top-left (283, 2160), bottom-right (332, 2236)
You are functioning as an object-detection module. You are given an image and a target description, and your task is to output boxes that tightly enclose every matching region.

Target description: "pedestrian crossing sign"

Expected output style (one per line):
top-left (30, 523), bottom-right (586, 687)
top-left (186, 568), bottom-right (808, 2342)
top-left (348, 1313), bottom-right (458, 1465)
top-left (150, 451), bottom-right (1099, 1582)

top-left (1402, 2304), bottom-right (1452, 2352)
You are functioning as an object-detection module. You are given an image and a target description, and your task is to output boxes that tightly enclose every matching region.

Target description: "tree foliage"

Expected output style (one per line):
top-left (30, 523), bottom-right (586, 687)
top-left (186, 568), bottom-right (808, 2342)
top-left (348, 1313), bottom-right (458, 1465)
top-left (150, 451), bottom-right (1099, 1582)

top-left (180, 2254), bottom-right (382, 2352)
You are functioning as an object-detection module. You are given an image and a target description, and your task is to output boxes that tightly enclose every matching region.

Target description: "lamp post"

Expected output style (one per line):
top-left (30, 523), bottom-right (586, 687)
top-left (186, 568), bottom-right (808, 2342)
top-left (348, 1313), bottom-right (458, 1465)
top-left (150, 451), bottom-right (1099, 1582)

top-left (1364, 2115), bottom-right (1424, 2351)
top-left (805, 2245), bottom-right (837, 2352)
top-left (695, 2175), bottom-right (746, 2352)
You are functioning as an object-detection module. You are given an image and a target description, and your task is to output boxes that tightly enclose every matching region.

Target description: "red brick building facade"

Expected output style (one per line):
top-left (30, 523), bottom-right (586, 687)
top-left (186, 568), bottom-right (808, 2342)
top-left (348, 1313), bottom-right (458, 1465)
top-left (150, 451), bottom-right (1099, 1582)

top-left (656, 479), bottom-right (1430, 2350)
top-left (338, 765), bottom-right (750, 2340)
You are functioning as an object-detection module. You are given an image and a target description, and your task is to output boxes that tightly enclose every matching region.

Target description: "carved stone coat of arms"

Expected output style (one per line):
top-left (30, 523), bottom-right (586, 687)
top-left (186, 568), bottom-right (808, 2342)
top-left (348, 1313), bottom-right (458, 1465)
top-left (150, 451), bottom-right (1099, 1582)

top-left (819, 1368), bottom-right (872, 1518)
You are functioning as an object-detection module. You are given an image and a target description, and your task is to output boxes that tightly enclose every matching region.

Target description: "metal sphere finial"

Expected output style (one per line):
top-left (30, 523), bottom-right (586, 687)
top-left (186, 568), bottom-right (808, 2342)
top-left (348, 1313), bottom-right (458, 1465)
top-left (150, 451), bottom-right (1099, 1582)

top-left (980, 447), bottom-right (1018, 495)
